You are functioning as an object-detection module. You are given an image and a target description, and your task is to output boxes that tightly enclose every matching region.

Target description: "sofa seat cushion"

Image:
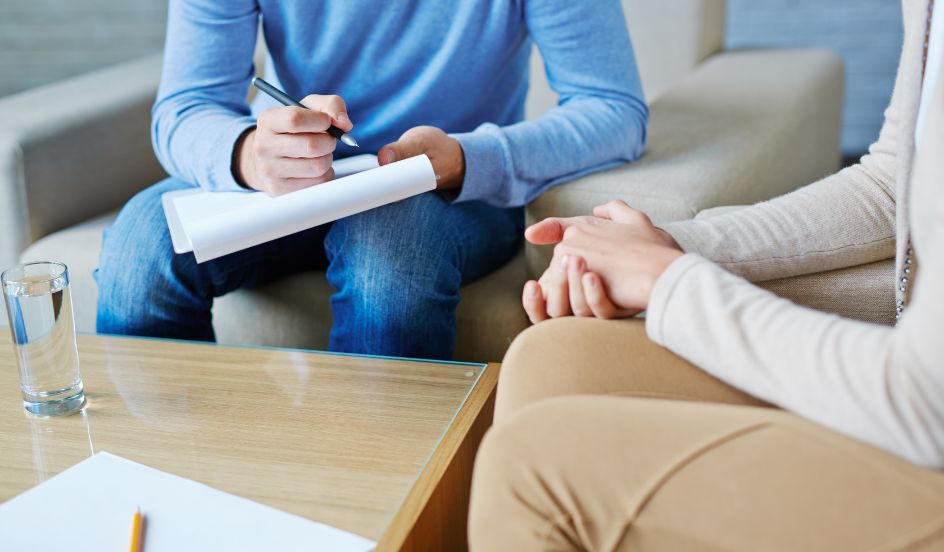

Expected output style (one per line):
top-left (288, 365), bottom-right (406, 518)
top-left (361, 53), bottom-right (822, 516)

top-left (18, 215), bottom-right (530, 363)
top-left (18, 213), bottom-right (116, 334)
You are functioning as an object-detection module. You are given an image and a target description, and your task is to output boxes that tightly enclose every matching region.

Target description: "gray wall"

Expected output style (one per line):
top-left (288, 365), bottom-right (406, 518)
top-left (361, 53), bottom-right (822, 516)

top-left (727, 0), bottom-right (904, 156)
top-left (0, 0), bottom-right (904, 156)
top-left (0, 0), bottom-right (166, 98)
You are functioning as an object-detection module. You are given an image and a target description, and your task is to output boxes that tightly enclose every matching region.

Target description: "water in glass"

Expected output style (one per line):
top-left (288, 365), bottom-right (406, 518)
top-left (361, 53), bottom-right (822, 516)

top-left (2, 262), bottom-right (84, 416)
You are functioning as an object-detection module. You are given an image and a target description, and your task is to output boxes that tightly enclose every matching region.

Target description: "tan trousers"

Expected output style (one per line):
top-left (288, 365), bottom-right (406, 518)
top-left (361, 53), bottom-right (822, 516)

top-left (469, 318), bottom-right (944, 551)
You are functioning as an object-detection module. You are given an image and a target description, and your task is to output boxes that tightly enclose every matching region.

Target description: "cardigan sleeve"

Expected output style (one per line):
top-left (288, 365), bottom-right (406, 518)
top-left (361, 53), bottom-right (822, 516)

top-left (645, 247), bottom-right (944, 469)
top-left (657, 14), bottom-right (916, 282)
top-left (644, 47), bottom-right (944, 469)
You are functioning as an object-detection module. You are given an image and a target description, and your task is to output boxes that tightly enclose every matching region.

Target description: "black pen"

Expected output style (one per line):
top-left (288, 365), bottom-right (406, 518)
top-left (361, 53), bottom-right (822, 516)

top-left (251, 77), bottom-right (359, 147)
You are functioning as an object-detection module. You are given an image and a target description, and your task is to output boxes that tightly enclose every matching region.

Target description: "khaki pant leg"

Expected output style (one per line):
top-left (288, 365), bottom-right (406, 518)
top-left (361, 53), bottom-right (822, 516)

top-left (496, 318), bottom-right (766, 422)
top-left (470, 397), bottom-right (944, 552)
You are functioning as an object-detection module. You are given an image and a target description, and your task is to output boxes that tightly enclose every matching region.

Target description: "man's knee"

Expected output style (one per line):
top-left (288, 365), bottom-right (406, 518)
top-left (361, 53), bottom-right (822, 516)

top-left (348, 191), bottom-right (449, 227)
top-left (100, 179), bottom-right (189, 266)
top-left (97, 178), bottom-right (199, 307)
top-left (336, 265), bottom-right (459, 332)
top-left (327, 194), bottom-right (462, 317)
top-left (328, 193), bottom-right (459, 261)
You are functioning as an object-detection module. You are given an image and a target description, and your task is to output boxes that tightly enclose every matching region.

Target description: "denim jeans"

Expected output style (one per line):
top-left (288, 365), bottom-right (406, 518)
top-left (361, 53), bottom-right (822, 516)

top-left (95, 177), bottom-right (523, 360)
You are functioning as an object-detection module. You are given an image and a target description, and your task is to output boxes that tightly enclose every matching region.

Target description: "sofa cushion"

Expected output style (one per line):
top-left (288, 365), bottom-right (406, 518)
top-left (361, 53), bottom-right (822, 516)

top-left (525, 0), bottom-right (725, 119)
top-left (691, 206), bottom-right (897, 326)
top-left (18, 213), bottom-right (115, 334)
top-left (758, 259), bottom-right (896, 327)
top-left (18, 215), bottom-right (530, 363)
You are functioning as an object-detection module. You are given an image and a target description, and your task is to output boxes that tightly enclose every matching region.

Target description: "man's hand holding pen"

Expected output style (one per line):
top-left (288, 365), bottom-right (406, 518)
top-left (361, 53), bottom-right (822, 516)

top-left (235, 93), bottom-right (353, 197)
top-left (237, 78), bottom-right (465, 196)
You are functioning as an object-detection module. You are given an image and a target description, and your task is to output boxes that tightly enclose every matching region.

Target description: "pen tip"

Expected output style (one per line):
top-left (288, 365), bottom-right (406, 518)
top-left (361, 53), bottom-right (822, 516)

top-left (341, 134), bottom-right (360, 148)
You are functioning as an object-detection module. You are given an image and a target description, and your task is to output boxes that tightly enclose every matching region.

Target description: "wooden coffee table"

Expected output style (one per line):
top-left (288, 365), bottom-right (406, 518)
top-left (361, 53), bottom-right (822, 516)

top-left (0, 333), bottom-right (499, 551)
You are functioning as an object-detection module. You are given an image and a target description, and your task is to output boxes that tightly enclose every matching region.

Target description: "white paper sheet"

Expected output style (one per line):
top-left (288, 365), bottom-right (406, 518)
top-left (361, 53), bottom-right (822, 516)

top-left (0, 452), bottom-right (376, 551)
top-left (162, 154), bottom-right (437, 263)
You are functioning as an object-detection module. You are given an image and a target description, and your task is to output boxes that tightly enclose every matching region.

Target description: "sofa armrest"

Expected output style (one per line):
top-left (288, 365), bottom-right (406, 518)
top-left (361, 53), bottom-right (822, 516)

top-left (0, 54), bottom-right (166, 268)
top-left (526, 48), bottom-right (844, 276)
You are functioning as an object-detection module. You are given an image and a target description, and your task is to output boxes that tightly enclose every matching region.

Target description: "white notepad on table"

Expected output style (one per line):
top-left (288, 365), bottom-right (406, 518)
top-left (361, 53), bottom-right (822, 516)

top-left (0, 452), bottom-right (376, 551)
top-left (162, 154), bottom-right (437, 263)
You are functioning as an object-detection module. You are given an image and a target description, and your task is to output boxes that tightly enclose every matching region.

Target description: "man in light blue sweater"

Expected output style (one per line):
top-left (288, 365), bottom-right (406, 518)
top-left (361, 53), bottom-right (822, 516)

top-left (95, 0), bottom-right (648, 360)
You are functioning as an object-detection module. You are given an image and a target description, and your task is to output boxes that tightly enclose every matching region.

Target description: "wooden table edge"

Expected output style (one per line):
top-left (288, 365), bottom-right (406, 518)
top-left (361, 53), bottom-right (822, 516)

top-left (376, 361), bottom-right (501, 551)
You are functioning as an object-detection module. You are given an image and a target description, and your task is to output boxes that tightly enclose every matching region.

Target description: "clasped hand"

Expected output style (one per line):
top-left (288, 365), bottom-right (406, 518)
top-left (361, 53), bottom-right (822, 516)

top-left (236, 94), bottom-right (465, 196)
top-left (523, 200), bottom-right (684, 324)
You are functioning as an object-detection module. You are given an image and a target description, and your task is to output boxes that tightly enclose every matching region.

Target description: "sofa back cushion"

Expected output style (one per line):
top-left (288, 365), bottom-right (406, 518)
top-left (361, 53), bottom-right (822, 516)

top-left (525, 0), bottom-right (726, 119)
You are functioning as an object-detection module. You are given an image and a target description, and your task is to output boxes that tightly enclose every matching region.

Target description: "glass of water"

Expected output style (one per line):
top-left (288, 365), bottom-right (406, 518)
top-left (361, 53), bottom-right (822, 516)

top-left (1, 262), bottom-right (84, 416)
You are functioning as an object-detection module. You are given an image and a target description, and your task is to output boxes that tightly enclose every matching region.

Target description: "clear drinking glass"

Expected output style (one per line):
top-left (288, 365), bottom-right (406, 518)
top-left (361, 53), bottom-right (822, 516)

top-left (1, 262), bottom-right (85, 416)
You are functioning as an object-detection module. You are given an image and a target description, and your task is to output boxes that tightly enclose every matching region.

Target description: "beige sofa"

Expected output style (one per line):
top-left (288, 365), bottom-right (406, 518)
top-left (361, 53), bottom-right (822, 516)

top-left (1, 0), bottom-right (871, 362)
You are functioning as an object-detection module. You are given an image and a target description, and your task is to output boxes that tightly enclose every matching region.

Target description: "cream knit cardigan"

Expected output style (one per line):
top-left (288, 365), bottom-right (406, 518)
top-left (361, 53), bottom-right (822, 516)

top-left (650, 0), bottom-right (944, 469)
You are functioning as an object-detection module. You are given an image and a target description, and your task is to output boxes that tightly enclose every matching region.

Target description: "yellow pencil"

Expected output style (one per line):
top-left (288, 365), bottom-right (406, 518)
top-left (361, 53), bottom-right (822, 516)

top-left (129, 507), bottom-right (144, 552)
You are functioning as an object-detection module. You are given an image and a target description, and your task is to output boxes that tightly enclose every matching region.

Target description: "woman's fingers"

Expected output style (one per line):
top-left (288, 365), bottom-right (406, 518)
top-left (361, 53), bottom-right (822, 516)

top-left (582, 272), bottom-right (623, 319)
top-left (592, 199), bottom-right (635, 222)
top-left (525, 216), bottom-right (604, 246)
top-left (568, 256), bottom-right (592, 317)
top-left (524, 218), bottom-right (566, 245)
top-left (543, 256), bottom-right (572, 318)
top-left (522, 280), bottom-right (549, 324)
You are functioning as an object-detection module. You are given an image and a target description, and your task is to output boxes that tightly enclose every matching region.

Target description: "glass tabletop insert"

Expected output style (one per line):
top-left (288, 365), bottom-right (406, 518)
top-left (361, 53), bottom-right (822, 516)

top-left (0, 333), bottom-right (487, 542)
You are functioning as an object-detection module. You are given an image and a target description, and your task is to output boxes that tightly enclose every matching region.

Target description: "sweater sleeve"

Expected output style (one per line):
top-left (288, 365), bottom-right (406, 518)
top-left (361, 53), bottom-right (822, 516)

top-left (658, 166), bottom-right (897, 282)
top-left (646, 72), bottom-right (944, 466)
top-left (658, 21), bottom-right (912, 281)
top-left (646, 3), bottom-right (944, 469)
top-left (151, 0), bottom-right (260, 192)
top-left (450, 0), bottom-right (648, 208)
top-left (645, 248), bottom-right (944, 468)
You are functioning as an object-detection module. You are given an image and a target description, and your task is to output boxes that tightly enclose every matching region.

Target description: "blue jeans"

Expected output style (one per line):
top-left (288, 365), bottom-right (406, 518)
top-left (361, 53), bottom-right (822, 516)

top-left (95, 177), bottom-right (523, 360)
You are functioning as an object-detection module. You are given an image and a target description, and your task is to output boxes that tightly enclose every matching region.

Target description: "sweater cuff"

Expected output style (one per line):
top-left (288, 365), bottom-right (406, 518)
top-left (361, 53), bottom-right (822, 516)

top-left (450, 124), bottom-right (508, 204)
top-left (209, 117), bottom-right (257, 192)
top-left (645, 253), bottom-right (709, 345)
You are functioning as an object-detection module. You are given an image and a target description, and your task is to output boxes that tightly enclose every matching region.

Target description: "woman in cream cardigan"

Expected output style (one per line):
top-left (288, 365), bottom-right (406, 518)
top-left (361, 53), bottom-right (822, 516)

top-left (469, 1), bottom-right (944, 550)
